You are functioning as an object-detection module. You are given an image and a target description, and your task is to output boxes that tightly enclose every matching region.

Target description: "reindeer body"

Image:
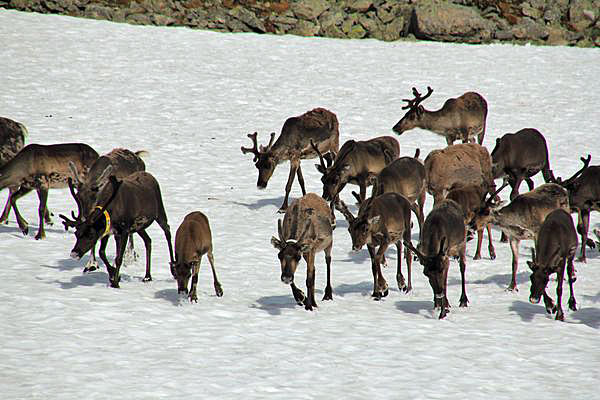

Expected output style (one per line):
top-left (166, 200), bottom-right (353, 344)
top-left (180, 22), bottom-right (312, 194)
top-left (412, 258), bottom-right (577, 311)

top-left (393, 87), bottom-right (488, 145)
top-left (0, 143), bottom-right (98, 239)
top-left (528, 209), bottom-right (578, 321)
top-left (242, 108), bottom-right (339, 212)
top-left (0, 117), bottom-right (28, 224)
top-left (70, 171), bottom-right (175, 288)
top-left (424, 143), bottom-right (494, 205)
top-left (173, 211), bottom-right (223, 302)
top-left (271, 193), bottom-right (334, 310)
top-left (317, 136), bottom-right (399, 203)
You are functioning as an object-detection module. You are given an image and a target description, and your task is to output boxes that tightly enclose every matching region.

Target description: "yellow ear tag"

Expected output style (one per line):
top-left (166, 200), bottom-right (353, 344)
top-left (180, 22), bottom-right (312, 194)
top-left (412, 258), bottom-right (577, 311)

top-left (95, 206), bottom-right (111, 238)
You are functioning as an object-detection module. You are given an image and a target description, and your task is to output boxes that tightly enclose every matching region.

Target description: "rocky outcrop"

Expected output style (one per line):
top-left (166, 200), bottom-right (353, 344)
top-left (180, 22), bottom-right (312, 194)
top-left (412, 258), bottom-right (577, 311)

top-left (3, 0), bottom-right (599, 47)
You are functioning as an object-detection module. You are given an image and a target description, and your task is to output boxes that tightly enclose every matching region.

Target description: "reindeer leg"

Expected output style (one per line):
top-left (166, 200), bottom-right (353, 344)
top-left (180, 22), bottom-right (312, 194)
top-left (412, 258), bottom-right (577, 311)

top-left (137, 229), bottom-right (152, 282)
top-left (303, 252), bottom-right (317, 311)
top-left (486, 223), bottom-right (496, 260)
top-left (439, 258), bottom-right (451, 319)
top-left (290, 283), bottom-right (305, 305)
top-left (508, 238), bottom-right (520, 291)
top-left (0, 187), bottom-right (15, 224)
top-left (473, 227), bottom-right (483, 260)
top-left (83, 244), bottom-right (99, 273)
top-left (374, 244), bottom-right (389, 298)
top-left (322, 244), bottom-right (333, 301)
top-left (403, 231), bottom-right (413, 293)
top-left (459, 244), bottom-right (468, 307)
top-left (35, 186), bottom-right (49, 240)
top-left (296, 164), bottom-right (306, 196)
top-left (395, 241), bottom-right (406, 292)
top-left (157, 219), bottom-right (176, 277)
top-left (123, 234), bottom-right (138, 264)
top-left (577, 210), bottom-right (590, 263)
top-left (98, 236), bottom-right (111, 272)
top-left (555, 257), bottom-right (566, 321)
top-left (280, 160), bottom-right (299, 213)
top-left (542, 290), bottom-right (555, 314)
top-left (10, 186), bottom-right (32, 235)
top-left (567, 254), bottom-right (577, 312)
top-left (207, 250), bottom-right (223, 297)
top-left (367, 245), bottom-right (380, 299)
top-left (109, 234), bottom-right (128, 288)
top-left (359, 180), bottom-right (367, 204)
top-left (189, 259), bottom-right (201, 303)
top-left (417, 192), bottom-right (425, 231)
top-left (525, 178), bottom-right (534, 191)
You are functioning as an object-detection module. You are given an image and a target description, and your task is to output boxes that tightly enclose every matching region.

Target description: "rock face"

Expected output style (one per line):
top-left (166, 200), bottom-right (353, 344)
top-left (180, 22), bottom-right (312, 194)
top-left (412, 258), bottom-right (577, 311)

top-left (3, 0), bottom-right (599, 47)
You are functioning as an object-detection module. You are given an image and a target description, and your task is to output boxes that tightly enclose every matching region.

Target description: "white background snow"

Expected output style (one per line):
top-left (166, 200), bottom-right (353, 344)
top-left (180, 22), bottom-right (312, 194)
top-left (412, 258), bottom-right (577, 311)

top-left (1, 9), bottom-right (599, 399)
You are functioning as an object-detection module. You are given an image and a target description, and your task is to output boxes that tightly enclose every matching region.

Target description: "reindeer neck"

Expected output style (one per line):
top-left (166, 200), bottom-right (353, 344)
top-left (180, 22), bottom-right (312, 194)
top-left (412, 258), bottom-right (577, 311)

top-left (417, 109), bottom-right (452, 134)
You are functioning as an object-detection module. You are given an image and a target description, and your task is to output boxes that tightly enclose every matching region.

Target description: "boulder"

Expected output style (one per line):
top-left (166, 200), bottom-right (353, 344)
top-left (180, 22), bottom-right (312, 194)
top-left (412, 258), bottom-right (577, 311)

top-left (568, 0), bottom-right (598, 32)
top-left (229, 6), bottom-right (266, 32)
top-left (289, 19), bottom-right (320, 36)
top-left (291, 0), bottom-right (329, 20)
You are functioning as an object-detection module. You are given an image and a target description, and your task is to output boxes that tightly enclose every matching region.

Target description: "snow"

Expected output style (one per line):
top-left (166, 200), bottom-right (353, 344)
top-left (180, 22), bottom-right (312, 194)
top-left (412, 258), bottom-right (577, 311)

top-left (1, 9), bottom-right (600, 399)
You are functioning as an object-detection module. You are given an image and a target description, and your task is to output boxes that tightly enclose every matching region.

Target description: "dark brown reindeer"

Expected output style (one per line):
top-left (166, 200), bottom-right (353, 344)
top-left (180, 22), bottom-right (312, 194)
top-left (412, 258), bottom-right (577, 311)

top-left (0, 117), bottom-right (31, 224)
top-left (403, 199), bottom-right (468, 320)
top-left (69, 171), bottom-right (175, 288)
top-left (172, 211), bottom-right (223, 302)
top-left (60, 148), bottom-right (147, 272)
top-left (313, 136), bottom-right (400, 204)
top-left (270, 193), bottom-right (335, 311)
top-left (528, 209), bottom-right (578, 321)
top-left (478, 183), bottom-right (569, 291)
top-left (392, 87), bottom-right (488, 145)
top-left (336, 192), bottom-right (413, 297)
top-left (241, 108), bottom-right (339, 212)
top-left (553, 155), bottom-right (599, 262)
top-left (0, 143), bottom-right (98, 239)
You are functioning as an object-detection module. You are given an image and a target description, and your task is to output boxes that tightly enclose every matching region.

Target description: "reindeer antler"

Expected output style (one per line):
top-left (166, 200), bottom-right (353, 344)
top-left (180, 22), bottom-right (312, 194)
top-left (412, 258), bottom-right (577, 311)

top-left (557, 154), bottom-right (591, 188)
top-left (311, 139), bottom-right (327, 173)
top-left (60, 177), bottom-right (83, 230)
top-left (259, 132), bottom-right (276, 153)
top-left (241, 132), bottom-right (260, 161)
top-left (402, 86), bottom-right (434, 110)
top-left (334, 199), bottom-right (355, 223)
top-left (484, 181), bottom-right (509, 207)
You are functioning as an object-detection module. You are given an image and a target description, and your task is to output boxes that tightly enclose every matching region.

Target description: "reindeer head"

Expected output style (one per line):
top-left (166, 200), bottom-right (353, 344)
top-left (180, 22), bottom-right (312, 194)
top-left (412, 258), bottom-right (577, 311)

top-left (241, 132), bottom-right (278, 189)
top-left (392, 86), bottom-right (433, 135)
top-left (527, 248), bottom-right (550, 305)
top-left (554, 155), bottom-right (591, 211)
top-left (171, 257), bottom-right (196, 295)
top-left (404, 238), bottom-right (448, 297)
top-left (336, 199), bottom-right (381, 251)
top-left (271, 219), bottom-right (315, 284)
top-left (312, 139), bottom-right (346, 202)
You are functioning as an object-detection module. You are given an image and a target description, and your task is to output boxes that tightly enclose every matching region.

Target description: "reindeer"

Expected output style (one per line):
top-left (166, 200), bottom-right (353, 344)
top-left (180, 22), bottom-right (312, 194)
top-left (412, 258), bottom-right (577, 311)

top-left (553, 155), bottom-right (599, 262)
top-left (371, 149), bottom-right (426, 230)
top-left (0, 117), bottom-right (30, 224)
top-left (392, 87), bottom-right (488, 145)
top-left (69, 171), bottom-right (175, 288)
top-left (270, 193), bottom-right (334, 311)
top-left (0, 143), bottom-right (98, 239)
top-left (313, 136), bottom-right (399, 204)
top-left (478, 183), bottom-right (570, 291)
top-left (60, 148), bottom-right (147, 272)
top-left (424, 143), bottom-right (495, 205)
top-left (172, 211), bottom-right (223, 302)
top-left (336, 192), bottom-right (413, 297)
top-left (403, 199), bottom-right (468, 320)
top-left (528, 209), bottom-right (578, 321)
top-left (241, 108), bottom-right (339, 212)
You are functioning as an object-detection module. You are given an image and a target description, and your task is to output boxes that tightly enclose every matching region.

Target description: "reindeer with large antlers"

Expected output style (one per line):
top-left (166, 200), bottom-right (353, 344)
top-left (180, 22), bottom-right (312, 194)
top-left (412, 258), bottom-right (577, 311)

top-left (392, 87), bottom-right (488, 145)
top-left (241, 108), bottom-right (339, 212)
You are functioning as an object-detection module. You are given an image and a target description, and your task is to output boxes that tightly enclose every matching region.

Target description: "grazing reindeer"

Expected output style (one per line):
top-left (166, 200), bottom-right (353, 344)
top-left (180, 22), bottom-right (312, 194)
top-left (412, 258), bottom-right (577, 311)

top-left (60, 148), bottom-right (147, 272)
top-left (313, 136), bottom-right (399, 204)
top-left (0, 143), bottom-right (98, 239)
top-left (392, 86), bottom-right (488, 145)
top-left (424, 143), bottom-right (494, 205)
top-left (241, 108), bottom-right (339, 212)
top-left (172, 211), bottom-right (223, 302)
top-left (69, 171), bottom-right (175, 288)
top-left (528, 209), bottom-right (578, 321)
top-left (403, 199), bottom-right (468, 320)
top-left (478, 183), bottom-right (569, 291)
top-left (372, 149), bottom-right (426, 230)
top-left (0, 117), bottom-right (29, 224)
top-left (270, 193), bottom-right (334, 311)
top-left (554, 155), bottom-right (599, 262)
top-left (491, 128), bottom-right (556, 201)
top-left (336, 192), bottom-right (413, 297)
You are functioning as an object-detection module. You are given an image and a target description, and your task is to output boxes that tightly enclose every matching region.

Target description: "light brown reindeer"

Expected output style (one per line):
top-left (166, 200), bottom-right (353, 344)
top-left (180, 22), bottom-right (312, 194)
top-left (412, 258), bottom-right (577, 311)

top-left (271, 193), bottom-right (335, 311)
top-left (172, 211), bottom-right (223, 302)
top-left (393, 87), bottom-right (488, 145)
top-left (241, 108), bottom-right (339, 212)
top-left (0, 143), bottom-right (99, 239)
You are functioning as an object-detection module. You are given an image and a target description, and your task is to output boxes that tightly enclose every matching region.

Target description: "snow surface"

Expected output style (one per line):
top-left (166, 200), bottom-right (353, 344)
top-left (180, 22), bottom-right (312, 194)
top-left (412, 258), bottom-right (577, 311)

top-left (1, 9), bottom-right (600, 399)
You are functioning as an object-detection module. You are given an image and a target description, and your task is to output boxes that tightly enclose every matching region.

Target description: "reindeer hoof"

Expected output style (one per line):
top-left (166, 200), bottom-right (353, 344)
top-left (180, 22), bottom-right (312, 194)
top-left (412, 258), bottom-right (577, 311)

top-left (83, 265), bottom-right (98, 273)
top-left (34, 232), bottom-right (45, 240)
top-left (569, 299), bottom-right (577, 312)
top-left (20, 226), bottom-right (29, 236)
top-left (322, 287), bottom-right (333, 301)
top-left (489, 252), bottom-right (496, 260)
top-left (473, 254), bottom-right (481, 261)
top-left (577, 256), bottom-right (587, 263)
top-left (110, 280), bottom-right (120, 288)
top-left (215, 284), bottom-right (224, 297)
top-left (189, 295), bottom-right (198, 303)
top-left (506, 285), bottom-right (518, 292)
top-left (142, 276), bottom-right (152, 282)
top-left (402, 286), bottom-right (412, 294)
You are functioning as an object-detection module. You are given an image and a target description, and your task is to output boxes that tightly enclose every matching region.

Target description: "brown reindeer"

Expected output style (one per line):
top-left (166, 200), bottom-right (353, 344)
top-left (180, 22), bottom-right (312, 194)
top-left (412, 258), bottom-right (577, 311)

top-left (371, 149), bottom-right (426, 230)
top-left (270, 193), bottom-right (335, 311)
top-left (392, 87), bottom-right (488, 145)
top-left (172, 211), bottom-right (223, 302)
top-left (241, 108), bottom-right (339, 212)
top-left (0, 143), bottom-right (99, 239)
top-left (60, 148), bottom-right (147, 272)
top-left (69, 171), bottom-right (175, 288)
top-left (337, 192), bottom-right (413, 297)
top-left (404, 199), bottom-right (468, 320)
top-left (313, 136), bottom-right (399, 204)
top-left (424, 143), bottom-right (495, 205)
top-left (0, 117), bottom-right (30, 224)
top-left (553, 155), bottom-right (599, 262)
top-left (479, 183), bottom-right (569, 291)
top-left (528, 209), bottom-right (578, 321)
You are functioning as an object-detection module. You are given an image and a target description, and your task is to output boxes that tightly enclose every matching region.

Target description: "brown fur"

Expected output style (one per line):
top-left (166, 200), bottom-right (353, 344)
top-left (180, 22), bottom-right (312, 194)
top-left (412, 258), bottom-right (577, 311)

top-left (0, 117), bottom-right (28, 224)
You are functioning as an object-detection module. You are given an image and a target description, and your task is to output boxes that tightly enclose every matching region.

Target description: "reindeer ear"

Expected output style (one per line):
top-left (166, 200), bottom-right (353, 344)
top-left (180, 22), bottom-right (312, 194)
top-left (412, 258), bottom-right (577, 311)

top-left (368, 215), bottom-right (381, 226)
top-left (271, 236), bottom-right (283, 250)
top-left (68, 161), bottom-right (82, 186)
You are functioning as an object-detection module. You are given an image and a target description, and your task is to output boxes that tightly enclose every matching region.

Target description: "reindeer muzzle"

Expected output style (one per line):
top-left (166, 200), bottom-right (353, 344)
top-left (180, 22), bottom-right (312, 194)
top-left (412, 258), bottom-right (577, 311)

top-left (281, 275), bottom-right (293, 285)
top-left (257, 181), bottom-right (267, 189)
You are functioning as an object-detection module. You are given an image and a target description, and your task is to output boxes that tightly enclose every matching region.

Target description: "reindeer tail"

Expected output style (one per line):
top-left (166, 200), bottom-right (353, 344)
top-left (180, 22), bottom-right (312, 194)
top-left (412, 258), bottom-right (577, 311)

top-left (135, 150), bottom-right (149, 159)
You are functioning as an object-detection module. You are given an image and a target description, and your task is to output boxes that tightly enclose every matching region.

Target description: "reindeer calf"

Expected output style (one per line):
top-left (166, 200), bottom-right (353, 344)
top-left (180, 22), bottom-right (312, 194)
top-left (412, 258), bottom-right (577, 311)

top-left (172, 211), bottom-right (223, 302)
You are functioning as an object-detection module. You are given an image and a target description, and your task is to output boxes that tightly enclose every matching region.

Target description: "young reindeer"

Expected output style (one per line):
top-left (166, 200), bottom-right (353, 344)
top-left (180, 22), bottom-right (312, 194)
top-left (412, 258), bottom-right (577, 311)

top-left (336, 192), bottom-right (413, 297)
top-left (270, 193), bottom-right (334, 311)
top-left (69, 171), bottom-right (175, 288)
top-left (0, 143), bottom-right (99, 239)
top-left (528, 209), bottom-right (578, 321)
top-left (172, 211), bottom-right (223, 302)
top-left (0, 117), bottom-right (29, 224)
top-left (313, 136), bottom-right (400, 204)
top-left (241, 108), bottom-right (339, 212)
top-left (404, 199), bottom-right (468, 320)
top-left (392, 86), bottom-right (488, 145)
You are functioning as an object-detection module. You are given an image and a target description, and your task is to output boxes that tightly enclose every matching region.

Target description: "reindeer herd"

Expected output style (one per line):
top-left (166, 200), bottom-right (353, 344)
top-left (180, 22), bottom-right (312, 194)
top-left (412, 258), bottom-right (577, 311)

top-left (1, 86), bottom-right (599, 321)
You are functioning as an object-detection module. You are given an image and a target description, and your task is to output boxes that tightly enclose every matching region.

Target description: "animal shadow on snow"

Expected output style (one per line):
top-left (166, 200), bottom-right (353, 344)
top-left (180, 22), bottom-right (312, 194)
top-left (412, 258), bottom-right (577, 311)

top-left (569, 307), bottom-right (600, 329)
top-left (154, 288), bottom-right (182, 306)
top-left (252, 294), bottom-right (300, 315)
top-left (468, 271), bottom-right (530, 288)
top-left (509, 300), bottom-right (551, 322)
top-left (334, 281), bottom-right (375, 297)
top-left (45, 259), bottom-right (110, 290)
top-left (395, 300), bottom-right (436, 319)
top-left (231, 196), bottom-right (285, 211)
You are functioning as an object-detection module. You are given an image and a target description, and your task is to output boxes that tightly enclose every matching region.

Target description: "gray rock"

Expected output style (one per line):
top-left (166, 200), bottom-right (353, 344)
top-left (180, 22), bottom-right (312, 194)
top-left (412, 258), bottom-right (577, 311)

top-left (289, 19), bottom-right (320, 36)
top-left (495, 29), bottom-right (514, 40)
top-left (511, 18), bottom-right (548, 40)
top-left (568, 0), bottom-right (598, 32)
top-left (347, 0), bottom-right (372, 13)
top-left (84, 4), bottom-right (113, 20)
top-left (382, 15), bottom-right (405, 41)
top-left (292, 0), bottom-right (329, 20)
top-left (229, 6), bottom-right (266, 32)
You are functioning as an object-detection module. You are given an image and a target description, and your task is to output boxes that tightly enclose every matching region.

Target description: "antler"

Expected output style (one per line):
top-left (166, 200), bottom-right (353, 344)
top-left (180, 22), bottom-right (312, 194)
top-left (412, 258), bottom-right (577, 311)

top-left (403, 239), bottom-right (426, 263)
top-left (483, 181), bottom-right (509, 207)
top-left (241, 132), bottom-right (260, 161)
top-left (60, 177), bottom-right (83, 230)
top-left (557, 154), bottom-right (591, 188)
top-left (334, 199), bottom-right (355, 223)
top-left (402, 86), bottom-right (434, 110)
top-left (259, 132), bottom-right (276, 152)
top-left (311, 139), bottom-right (327, 173)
